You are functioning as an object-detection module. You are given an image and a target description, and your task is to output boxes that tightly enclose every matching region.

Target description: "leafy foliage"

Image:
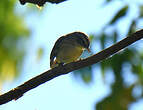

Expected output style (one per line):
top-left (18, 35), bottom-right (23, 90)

top-left (1, 0), bottom-right (143, 109)
top-left (73, 1), bottom-right (143, 110)
top-left (0, 0), bottom-right (30, 88)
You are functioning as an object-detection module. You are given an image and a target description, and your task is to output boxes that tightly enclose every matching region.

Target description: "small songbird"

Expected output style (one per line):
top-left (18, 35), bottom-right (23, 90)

top-left (50, 32), bottom-right (90, 68)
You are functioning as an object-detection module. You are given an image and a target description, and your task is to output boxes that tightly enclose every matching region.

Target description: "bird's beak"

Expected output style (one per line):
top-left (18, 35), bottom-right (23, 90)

top-left (87, 48), bottom-right (91, 53)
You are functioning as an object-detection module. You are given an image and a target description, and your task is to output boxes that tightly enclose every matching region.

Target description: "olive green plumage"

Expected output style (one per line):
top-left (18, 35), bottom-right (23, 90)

top-left (50, 32), bottom-right (90, 68)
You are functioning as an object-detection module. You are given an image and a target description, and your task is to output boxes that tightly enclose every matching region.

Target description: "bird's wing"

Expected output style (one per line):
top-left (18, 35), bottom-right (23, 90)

top-left (50, 36), bottom-right (65, 67)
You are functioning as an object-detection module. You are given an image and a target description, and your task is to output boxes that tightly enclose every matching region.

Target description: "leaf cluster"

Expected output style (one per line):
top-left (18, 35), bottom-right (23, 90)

top-left (0, 0), bottom-right (30, 86)
top-left (73, 1), bottom-right (143, 110)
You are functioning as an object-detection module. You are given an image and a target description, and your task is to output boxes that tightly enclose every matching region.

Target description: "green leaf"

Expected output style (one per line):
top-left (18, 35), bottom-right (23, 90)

top-left (139, 5), bottom-right (143, 18)
top-left (73, 66), bottom-right (93, 84)
top-left (109, 6), bottom-right (129, 25)
top-left (100, 33), bottom-right (106, 49)
top-left (127, 20), bottom-right (136, 36)
top-left (106, 0), bottom-right (112, 3)
top-left (113, 31), bottom-right (118, 43)
top-left (36, 47), bottom-right (44, 61)
top-left (89, 34), bottom-right (94, 42)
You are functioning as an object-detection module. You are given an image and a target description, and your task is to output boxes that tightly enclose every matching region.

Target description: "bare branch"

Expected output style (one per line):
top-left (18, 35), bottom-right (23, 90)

top-left (0, 29), bottom-right (143, 105)
top-left (19, 0), bottom-right (68, 6)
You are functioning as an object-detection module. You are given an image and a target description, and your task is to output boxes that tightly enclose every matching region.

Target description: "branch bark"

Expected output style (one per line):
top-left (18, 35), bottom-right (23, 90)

top-left (19, 0), bottom-right (68, 6)
top-left (0, 29), bottom-right (143, 105)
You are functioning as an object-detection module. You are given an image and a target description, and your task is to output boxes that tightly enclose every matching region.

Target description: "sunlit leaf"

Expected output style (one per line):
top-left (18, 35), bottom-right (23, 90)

top-left (1, 59), bottom-right (16, 81)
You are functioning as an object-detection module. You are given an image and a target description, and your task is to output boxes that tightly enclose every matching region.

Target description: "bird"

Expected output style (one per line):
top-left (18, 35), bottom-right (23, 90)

top-left (50, 32), bottom-right (90, 68)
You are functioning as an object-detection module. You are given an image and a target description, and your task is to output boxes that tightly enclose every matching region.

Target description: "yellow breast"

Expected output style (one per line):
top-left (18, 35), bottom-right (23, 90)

top-left (56, 43), bottom-right (83, 63)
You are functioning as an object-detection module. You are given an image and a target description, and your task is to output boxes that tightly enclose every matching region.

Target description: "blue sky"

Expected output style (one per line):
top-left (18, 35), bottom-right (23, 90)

top-left (1, 0), bottom-right (143, 110)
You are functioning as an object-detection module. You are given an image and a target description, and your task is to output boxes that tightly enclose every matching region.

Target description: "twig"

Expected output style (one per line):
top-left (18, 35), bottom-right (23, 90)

top-left (0, 29), bottom-right (143, 105)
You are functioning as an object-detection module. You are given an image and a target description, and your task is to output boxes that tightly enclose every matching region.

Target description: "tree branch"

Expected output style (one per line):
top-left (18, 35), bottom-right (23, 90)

top-left (0, 29), bottom-right (143, 105)
top-left (19, 0), bottom-right (68, 6)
